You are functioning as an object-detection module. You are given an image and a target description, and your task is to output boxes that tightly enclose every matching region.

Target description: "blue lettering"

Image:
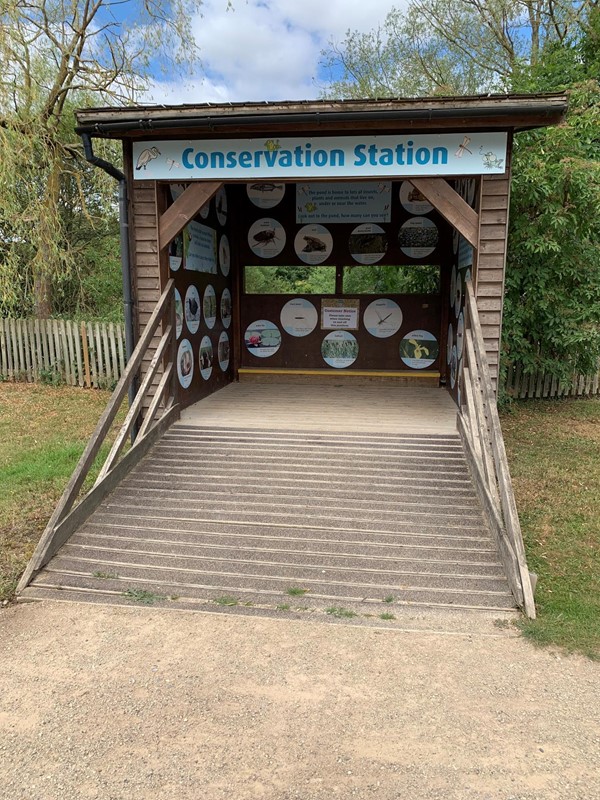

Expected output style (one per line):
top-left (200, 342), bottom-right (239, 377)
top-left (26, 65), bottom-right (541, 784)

top-left (415, 147), bottom-right (430, 165)
top-left (433, 146), bottom-right (448, 165)
top-left (194, 151), bottom-right (208, 169)
top-left (264, 150), bottom-right (278, 168)
top-left (354, 144), bottom-right (366, 166)
top-left (226, 151), bottom-right (237, 168)
top-left (182, 148), bottom-right (194, 169)
top-left (210, 151), bottom-right (225, 169)
top-left (239, 151), bottom-right (252, 168)
top-left (330, 149), bottom-right (345, 166)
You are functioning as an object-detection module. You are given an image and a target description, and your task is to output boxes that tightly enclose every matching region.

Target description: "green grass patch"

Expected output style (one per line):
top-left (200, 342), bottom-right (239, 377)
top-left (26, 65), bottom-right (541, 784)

top-left (0, 383), bottom-right (120, 602)
top-left (92, 571), bottom-right (119, 579)
top-left (501, 398), bottom-right (600, 659)
top-left (383, 595), bottom-right (395, 603)
top-left (325, 606), bottom-right (358, 619)
top-left (123, 588), bottom-right (163, 605)
top-left (276, 603), bottom-right (291, 611)
top-left (213, 595), bottom-right (238, 606)
top-left (379, 612), bottom-right (396, 621)
top-left (286, 586), bottom-right (309, 596)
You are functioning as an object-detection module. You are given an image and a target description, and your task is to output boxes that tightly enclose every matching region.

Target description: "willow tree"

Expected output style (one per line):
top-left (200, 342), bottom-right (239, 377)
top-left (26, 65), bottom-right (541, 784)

top-left (0, 0), bottom-right (204, 317)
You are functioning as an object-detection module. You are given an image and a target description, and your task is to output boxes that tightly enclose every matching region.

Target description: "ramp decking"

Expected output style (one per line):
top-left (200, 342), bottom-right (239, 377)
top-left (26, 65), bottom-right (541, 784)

top-left (21, 385), bottom-right (515, 617)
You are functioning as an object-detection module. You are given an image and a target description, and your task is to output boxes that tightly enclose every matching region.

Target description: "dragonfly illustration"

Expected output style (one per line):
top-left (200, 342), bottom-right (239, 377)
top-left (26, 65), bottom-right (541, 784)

top-left (455, 136), bottom-right (472, 158)
top-left (376, 311), bottom-right (393, 325)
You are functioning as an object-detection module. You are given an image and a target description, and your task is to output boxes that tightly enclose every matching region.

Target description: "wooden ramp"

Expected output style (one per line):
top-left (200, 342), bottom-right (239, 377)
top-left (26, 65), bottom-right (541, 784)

top-left (21, 386), bottom-right (516, 617)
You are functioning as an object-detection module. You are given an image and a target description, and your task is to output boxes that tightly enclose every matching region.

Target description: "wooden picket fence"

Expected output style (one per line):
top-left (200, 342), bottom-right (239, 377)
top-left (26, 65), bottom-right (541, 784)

top-left (0, 318), bottom-right (126, 389)
top-left (503, 362), bottom-right (600, 399)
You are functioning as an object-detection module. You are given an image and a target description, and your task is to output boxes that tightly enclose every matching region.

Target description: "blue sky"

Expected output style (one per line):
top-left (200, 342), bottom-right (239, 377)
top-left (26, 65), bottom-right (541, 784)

top-left (145, 0), bottom-right (402, 104)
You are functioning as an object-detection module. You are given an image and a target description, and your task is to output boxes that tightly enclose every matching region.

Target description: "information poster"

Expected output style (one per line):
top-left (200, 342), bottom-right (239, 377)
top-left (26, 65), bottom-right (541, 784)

top-left (363, 299), bottom-right (403, 338)
top-left (400, 330), bottom-right (439, 369)
top-left (296, 182), bottom-right (391, 223)
top-left (321, 331), bottom-right (359, 368)
top-left (185, 221), bottom-right (217, 273)
top-left (280, 298), bottom-right (318, 337)
top-left (321, 299), bottom-right (360, 330)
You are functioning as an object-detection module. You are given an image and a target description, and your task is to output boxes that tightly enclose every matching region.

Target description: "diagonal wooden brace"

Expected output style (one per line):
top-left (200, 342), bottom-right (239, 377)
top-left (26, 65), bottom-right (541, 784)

top-left (408, 178), bottom-right (479, 248)
top-left (159, 181), bottom-right (223, 249)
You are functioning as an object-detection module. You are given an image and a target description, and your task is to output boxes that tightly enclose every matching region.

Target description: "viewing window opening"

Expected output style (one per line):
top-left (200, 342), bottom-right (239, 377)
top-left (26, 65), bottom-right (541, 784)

top-left (244, 265), bottom-right (336, 294)
top-left (343, 265), bottom-right (440, 294)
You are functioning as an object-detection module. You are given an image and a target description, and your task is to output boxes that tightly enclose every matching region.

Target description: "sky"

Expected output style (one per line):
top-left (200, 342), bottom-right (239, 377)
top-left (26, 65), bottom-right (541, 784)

top-left (146, 0), bottom-right (400, 104)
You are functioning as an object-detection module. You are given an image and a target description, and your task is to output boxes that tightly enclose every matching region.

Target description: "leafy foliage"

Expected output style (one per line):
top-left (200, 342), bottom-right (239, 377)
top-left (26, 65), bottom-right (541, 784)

top-left (0, 0), bottom-right (204, 318)
top-left (322, 1), bottom-right (600, 380)
top-left (505, 81), bottom-right (600, 380)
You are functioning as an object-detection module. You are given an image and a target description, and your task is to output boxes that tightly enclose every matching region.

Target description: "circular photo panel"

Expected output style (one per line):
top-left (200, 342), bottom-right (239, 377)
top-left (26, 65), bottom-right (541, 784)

top-left (363, 299), bottom-right (403, 339)
top-left (450, 265), bottom-right (457, 309)
top-left (400, 330), bottom-right (439, 370)
top-left (218, 331), bottom-right (230, 372)
top-left (280, 298), bottom-right (318, 338)
top-left (349, 223), bottom-right (387, 264)
top-left (321, 330), bottom-right (359, 369)
top-left (170, 184), bottom-right (185, 203)
top-left (220, 288), bottom-right (232, 329)
top-left (466, 179), bottom-right (476, 208)
top-left (215, 186), bottom-right (227, 226)
top-left (169, 233), bottom-right (183, 272)
top-left (450, 344), bottom-right (459, 389)
top-left (456, 312), bottom-right (465, 360)
top-left (245, 320), bottom-right (282, 358)
top-left (399, 217), bottom-right (439, 258)
top-left (177, 339), bottom-right (194, 389)
top-left (399, 181), bottom-right (433, 215)
top-left (247, 182), bottom-right (285, 209)
top-left (248, 218), bottom-right (286, 259)
top-left (203, 284), bottom-right (217, 329)
top-left (199, 200), bottom-right (210, 220)
top-left (454, 273), bottom-right (463, 318)
top-left (447, 322), bottom-right (454, 366)
top-left (184, 285), bottom-right (201, 334)
top-left (294, 224), bottom-right (333, 265)
top-left (174, 288), bottom-right (183, 340)
top-left (199, 335), bottom-right (213, 380)
top-left (219, 234), bottom-right (231, 277)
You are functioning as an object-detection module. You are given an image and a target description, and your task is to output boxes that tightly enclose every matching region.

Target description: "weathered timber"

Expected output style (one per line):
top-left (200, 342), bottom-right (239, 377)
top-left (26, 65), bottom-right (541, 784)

top-left (159, 182), bottom-right (222, 249)
top-left (408, 178), bottom-right (479, 248)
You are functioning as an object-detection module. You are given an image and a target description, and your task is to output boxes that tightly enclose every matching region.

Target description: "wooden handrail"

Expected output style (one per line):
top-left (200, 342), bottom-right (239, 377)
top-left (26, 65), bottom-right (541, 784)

top-left (460, 279), bottom-right (536, 618)
top-left (17, 279), bottom-right (178, 591)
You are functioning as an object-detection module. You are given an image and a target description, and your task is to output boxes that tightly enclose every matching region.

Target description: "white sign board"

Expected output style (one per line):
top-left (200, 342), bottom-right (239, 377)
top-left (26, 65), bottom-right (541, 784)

top-left (132, 133), bottom-right (507, 181)
top-left (296, 182), bottom-right (391, 223)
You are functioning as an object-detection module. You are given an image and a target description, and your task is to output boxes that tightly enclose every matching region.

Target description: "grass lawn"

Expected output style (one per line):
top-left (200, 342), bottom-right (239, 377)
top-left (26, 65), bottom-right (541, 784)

top-left (501, 398), bottom-right (600, 659)
top-left (0, 382), bottom-right (118, 602)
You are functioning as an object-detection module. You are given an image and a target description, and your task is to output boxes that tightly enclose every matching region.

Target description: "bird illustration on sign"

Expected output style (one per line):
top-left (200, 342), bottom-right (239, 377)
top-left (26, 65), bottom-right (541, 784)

top-left (135, 147), bottom-right (161, 170)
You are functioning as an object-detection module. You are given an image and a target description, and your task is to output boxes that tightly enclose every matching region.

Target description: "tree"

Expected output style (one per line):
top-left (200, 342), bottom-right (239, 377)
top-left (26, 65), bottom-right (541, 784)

top-left (322, 1), bottom-right (600, 381)
top-left (322, 1), bottom-right (596, 97)
top-left (0, 0), bottom-right (204, 318)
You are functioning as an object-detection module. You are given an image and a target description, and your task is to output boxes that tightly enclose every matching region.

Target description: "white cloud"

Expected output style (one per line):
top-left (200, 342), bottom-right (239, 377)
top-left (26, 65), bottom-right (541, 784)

top-left (145, 0), bottom-right (404, 104)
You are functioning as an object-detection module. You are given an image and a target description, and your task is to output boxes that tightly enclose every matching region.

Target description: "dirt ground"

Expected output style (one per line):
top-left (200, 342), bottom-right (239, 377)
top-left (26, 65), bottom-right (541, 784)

top-left (1, 601), bottom-right (599, 800)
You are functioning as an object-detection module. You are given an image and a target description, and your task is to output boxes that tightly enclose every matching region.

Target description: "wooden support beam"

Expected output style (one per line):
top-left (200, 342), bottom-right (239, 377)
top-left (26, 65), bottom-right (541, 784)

top-left (408, 178), bottom-right (479, 248)
top-left (159, 181), bottom-right (222, 249)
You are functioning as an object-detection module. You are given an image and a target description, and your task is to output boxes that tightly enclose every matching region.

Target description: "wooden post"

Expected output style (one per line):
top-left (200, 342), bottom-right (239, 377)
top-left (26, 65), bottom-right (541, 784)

top-left (81, 322), bottom-right (91, 388)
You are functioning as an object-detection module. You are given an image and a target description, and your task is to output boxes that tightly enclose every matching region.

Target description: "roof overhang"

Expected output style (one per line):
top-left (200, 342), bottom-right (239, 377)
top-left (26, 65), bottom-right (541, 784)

top-left (75, 94), bottom-right (568, 141)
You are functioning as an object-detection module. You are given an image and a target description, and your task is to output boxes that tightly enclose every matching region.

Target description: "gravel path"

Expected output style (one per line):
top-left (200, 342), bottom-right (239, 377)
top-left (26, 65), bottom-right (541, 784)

top-left (1, 601), bottom-right (599, 800)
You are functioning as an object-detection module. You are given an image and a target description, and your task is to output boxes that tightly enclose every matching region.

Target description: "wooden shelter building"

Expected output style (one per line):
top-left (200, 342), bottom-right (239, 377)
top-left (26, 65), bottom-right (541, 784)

top-left (17, 94), bottom-right (567, 618)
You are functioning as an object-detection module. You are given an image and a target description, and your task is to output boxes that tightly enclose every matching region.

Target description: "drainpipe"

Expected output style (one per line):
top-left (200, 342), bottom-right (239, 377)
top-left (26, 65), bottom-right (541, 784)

top-left (80, 133), bottom-right (137, 427)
